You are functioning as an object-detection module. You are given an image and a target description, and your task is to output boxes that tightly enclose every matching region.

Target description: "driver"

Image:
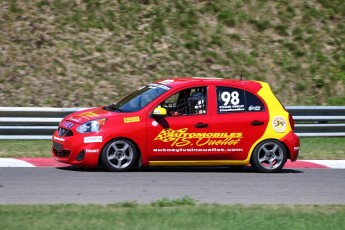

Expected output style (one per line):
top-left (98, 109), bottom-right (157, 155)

top-left (188, 91), bottom-right (206, 114)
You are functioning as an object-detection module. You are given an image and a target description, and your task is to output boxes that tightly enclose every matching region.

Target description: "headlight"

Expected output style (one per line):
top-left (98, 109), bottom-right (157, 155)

top-left (76, 118), bottom-right (107, 133)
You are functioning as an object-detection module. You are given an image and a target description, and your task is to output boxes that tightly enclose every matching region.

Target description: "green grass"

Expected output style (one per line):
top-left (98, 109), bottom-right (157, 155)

top-left (299, 137), bottom-right (345, 160)
top-left (1, 201), bottom-right (345, 230)
top-left (0, 140), bottom-right (51, 158)
top-left (0, 138), bottom-right (344, 159)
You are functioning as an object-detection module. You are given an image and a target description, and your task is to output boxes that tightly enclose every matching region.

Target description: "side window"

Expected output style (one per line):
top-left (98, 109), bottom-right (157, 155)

top-left (162, 87), bottom-right (207, 116)
top-left (217, 87), bottom-right (265, 113)
top-left (245, 91), bottom-right (265, 112)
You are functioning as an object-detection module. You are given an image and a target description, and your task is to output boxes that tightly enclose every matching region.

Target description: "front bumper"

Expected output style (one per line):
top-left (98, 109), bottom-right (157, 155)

top-left (52, 131), bottom-right (103, 168)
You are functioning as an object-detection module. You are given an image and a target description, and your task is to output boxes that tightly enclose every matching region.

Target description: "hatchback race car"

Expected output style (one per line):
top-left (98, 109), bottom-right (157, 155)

top-left (52, 77), bottom-right (300, 173)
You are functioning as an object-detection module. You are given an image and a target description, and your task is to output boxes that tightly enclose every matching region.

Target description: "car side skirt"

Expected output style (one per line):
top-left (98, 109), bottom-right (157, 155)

top-left (148, 160), bottom-right (249, 167)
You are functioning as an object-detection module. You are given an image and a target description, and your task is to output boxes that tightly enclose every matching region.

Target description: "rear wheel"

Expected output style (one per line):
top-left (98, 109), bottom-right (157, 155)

top-left (101, 139), bottom-right (138, 172)
top-left (251, 140), bottom-right (287, 173)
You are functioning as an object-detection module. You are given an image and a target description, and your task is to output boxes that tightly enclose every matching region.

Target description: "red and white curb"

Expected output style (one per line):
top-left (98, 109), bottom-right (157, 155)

top-left (0, 158), bottom-right (345, 169)
top-left (284, 160), bottom-right (345, 169)
top-left (0, 158), bottom-right (69, 167)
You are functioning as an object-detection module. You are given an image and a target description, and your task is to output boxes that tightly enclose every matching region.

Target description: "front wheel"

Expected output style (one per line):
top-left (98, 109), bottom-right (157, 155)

top-left (251, 140), bottom-right (287, 173)
top-left (101, 139), bottom-right (138, 172)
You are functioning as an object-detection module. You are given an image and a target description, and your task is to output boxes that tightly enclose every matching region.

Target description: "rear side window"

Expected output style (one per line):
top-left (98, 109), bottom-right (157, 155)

top-left (245, 91), bottom-right (265, 112)
top-left (216, 87), bottom-right (265, 113)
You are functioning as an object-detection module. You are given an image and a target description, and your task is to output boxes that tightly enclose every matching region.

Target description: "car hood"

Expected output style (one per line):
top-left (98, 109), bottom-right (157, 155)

top-left (64, 107), bottom-right (118, 124)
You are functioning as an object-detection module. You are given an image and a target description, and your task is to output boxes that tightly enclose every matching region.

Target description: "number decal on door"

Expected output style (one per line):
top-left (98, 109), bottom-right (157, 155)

top-left (217, 87), bottom-right (245, 113)
top-left (221, 91), bottom-right (240, 106)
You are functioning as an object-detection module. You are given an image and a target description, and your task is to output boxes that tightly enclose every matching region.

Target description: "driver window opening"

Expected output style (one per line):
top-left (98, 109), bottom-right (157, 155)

top-left (161, 87), bottom-right (207, 116)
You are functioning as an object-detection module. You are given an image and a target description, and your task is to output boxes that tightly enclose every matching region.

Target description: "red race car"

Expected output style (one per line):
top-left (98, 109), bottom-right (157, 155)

top-left (52, 77), bottom-right (300, 173)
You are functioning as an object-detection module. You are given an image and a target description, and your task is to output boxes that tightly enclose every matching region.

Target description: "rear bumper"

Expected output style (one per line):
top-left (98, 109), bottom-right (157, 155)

top-left (281, 131), bottom-right (300, 162)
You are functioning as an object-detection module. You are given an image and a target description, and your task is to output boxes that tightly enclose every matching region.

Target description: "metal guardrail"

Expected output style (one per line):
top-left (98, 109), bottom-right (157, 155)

top-left (0, 107), bottom-right (84, 140)
top-left (287, 106), bottom-right (345, 137)
top-left (0, 106), bottom-right (345, 139)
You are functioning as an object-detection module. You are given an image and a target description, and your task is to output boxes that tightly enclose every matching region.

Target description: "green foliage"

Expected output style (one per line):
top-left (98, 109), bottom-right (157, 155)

top-left (250, 19), bottom-right (271, 32)
top-left (274, 24), bottom-right (289, 36)
top-left (1, 0), bottom-right (344, 106)
top-left (217, 8), bottom-right (237, 27)
top-left (317, 0), bottom-right (345, 17)
top-left (151, 197), bottom-right (197, 207)
top-left (9, 1), bottom-right (24, 14)
top-left (313, 75), bottom-right (325, 88)
top-left (328, 96), bottom-right (345, 105)
top-left (109, 201), bottom-right (139, 208)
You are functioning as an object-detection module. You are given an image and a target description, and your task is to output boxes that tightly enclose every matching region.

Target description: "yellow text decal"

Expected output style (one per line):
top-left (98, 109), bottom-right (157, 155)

top-left (154, 128), bottom-right (243, 147)
top-left (124, 116), bottom-right (140, 123)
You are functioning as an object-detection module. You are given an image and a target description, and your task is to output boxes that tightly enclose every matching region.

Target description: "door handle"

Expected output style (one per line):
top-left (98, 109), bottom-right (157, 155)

top-left (194, 123), bottom-right (208, 128)
top-left (251, 120), bottom-right (264, 126)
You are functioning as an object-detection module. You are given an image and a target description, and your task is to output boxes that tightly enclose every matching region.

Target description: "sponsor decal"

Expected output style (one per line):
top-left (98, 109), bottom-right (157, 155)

top-left (73, 112), bottom-right (100, 121)
top-left (159, 79), bottom-right (174, 85)
top-left (248, 105), bottom-right (261, 111)
top-left (154, 128), bottom-right (243, 147)
top-left (294, 146), bottom-right (300, 151)
top-left (84, 136), bottom-right (103, 143)
top-left (148, 83), bottom-right (171, 91)
top-left (219, 104), bottom-right (245, 112)
top-left (153, 148), bottom-right (243, 153)
top-left (152, 121), bottom-right (158, 127)
top-left (218, 90), bottom-right (245, 112)
top-left (60, 120), bottom-right (74, 129)
top-left (272, 116), bottom-right (287, 132)
top-left (85, 149), bottom-right (100, 154)
top-left (68, 118), bottom-right (80, 123)
top-left (53, 136), bottom-right (65, 142)
top-left (124, 116), bottom-right (140, 123)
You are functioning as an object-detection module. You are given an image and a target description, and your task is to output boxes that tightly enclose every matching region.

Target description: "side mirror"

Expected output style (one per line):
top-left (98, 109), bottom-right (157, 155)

top-left (152, 107), bottom-right (167, 118)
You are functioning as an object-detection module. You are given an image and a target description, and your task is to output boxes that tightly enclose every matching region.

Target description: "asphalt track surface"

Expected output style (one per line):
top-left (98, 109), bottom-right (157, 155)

top-left (1, 167), bottom-right (345, 205)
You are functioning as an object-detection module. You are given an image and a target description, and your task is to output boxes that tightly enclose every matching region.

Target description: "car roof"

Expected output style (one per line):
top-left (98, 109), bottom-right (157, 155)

top-left (154, 77), bottom-right (264, 92)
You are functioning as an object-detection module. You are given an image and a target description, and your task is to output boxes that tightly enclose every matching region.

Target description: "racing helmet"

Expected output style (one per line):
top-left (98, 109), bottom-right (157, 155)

top-left (188, 91), bottom-right (205, 113)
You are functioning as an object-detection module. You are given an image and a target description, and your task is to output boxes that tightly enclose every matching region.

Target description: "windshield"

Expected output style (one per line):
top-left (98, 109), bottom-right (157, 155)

top-left (105, 83), bottom-right (171, 112)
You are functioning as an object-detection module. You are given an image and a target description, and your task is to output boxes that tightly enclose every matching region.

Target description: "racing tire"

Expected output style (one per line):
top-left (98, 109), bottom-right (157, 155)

top-left (101, 139), bottom-right (138, 172)
top-left (251, 140), bottom-right (287, 173)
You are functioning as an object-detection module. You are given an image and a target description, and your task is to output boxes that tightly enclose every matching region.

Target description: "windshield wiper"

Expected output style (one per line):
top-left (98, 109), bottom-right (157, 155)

top-left (103, 104), bottom-right (123, 112)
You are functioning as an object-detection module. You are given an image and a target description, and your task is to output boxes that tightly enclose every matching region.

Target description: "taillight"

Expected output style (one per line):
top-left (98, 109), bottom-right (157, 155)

top-left (288, 113), bottom-right (295, 130)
